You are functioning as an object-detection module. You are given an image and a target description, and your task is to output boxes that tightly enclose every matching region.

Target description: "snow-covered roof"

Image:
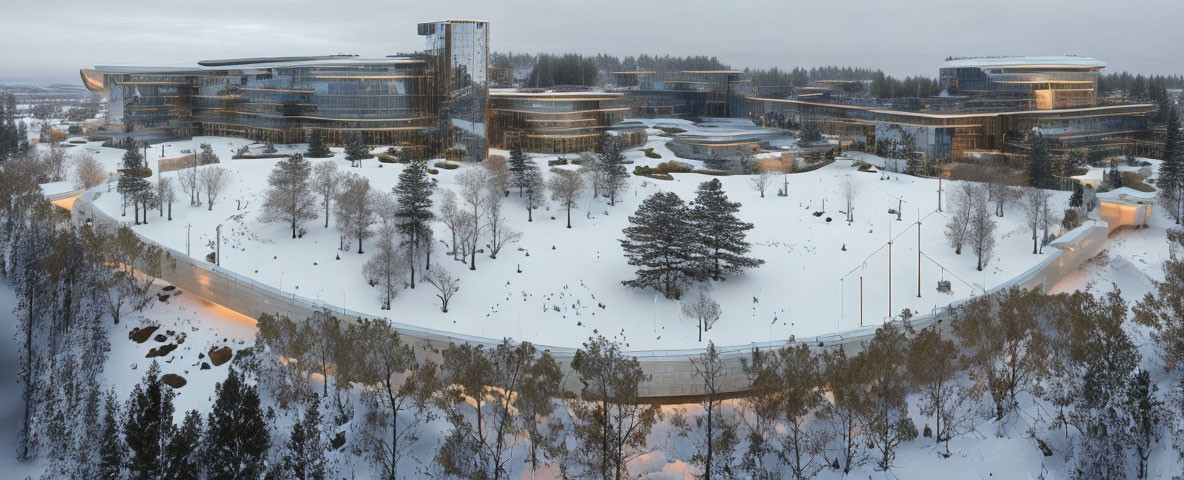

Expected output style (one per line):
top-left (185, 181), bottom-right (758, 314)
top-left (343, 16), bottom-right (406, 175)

top-left (941, 56), bottom-right (1106, 69)
top-left (1096, 187), bottom-right (1157, 203)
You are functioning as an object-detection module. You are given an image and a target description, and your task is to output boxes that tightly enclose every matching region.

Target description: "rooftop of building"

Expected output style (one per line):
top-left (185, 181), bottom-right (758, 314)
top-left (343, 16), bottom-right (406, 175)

top-left (941, 56), bottom-right (1106, 69)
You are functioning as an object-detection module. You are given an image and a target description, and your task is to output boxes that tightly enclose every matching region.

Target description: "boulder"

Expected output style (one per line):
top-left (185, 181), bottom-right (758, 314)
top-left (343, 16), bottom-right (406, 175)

top-left (208, 346), bottom-right (233, 366)
top-left (161, 374), bottom-right (187, 389)
top-left (154, 334), bottom-right (168, 343)
top-left (130, 325), bottom-right (159, 344)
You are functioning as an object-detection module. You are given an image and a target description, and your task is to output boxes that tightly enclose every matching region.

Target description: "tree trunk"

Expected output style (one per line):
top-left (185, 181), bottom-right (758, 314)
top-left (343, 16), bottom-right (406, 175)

top-left (566, 205), bottom-right (571, 228)
top-left (357, 236), bottom-right (363, 254)
top-left (324, 198), bottom-right (331, 228)
top-left (292, 218), bottom-right (297, 239)
top-left (167, 201), bottom-right (172, 221)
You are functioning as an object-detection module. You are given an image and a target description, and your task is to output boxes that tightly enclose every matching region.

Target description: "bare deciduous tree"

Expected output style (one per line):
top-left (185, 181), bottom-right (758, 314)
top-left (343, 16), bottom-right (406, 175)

top-left (945, 182), bottom-right (975, 255)
top-left (751, 168), bottom-right (776, 198)
top-left (681, 289), bottom-right (722, 342)
top-left (457, 168), bottom-right (490, 270)
top-left (840, 174), bottom-right (860, 224)
top-left (71, 152), bottom-right (106, 190)
top-left (198, 166), bottom-right (230, 211)
top-left (335, 173), bottom-right (375, 254)
top-left (311, 160), bottom-right (342, 228)
top-left (156, 177), bottom-right (176, 220)
top-left (425, 265), bottom-right (460, 313)
top-left (549, 168), bottom-right (586, 228)
top-left (1021, 187), bottom-right (1052, 254)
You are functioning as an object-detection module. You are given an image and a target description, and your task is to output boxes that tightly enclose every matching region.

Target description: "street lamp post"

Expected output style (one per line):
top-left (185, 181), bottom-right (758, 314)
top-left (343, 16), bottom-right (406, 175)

top-left (215, 224), bottom-right (222, 266)
top-left (186, 223), bottom-right (191, 257)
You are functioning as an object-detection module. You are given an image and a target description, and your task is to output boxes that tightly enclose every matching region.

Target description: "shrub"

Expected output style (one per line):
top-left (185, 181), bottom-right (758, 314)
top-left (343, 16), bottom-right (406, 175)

top-left (433, 161), bottom-right (459, 170)
top-left (547, 158), bottom-right (569, 166)
top-left (1061, 208), bottom-right (1082, 231)
top-left (642, 148), bottom-right (661, 159)
top-left (427, 168), bottom-right (440, 175)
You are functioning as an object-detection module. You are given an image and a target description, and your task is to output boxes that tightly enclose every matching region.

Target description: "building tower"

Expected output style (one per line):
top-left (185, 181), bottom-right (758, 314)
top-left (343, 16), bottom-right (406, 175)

top-left (419, 19), bottom-right (490, 161)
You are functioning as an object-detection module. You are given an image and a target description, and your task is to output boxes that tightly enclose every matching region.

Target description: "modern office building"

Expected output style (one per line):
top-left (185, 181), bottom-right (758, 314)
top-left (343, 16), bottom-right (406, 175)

top-left (612, 70), bottom-right (749, 119)
top-left (750, 56), bottom-right (1158, 162)
top-left (939, 56), bottom-right (1105, 110)
top-left (81, 20), bottom-right (489, 160)
top-left (487, 88), bottom-right (645, 153)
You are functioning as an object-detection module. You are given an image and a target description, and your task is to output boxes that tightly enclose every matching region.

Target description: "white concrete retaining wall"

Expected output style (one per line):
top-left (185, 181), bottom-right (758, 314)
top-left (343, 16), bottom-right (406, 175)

top-left (72, 187), bottom-right (1112, 399)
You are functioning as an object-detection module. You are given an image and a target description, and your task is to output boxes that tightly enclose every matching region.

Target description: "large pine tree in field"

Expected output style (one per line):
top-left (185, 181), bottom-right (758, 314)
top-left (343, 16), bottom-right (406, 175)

top-left (690, 179), bottom-right (763, 280)
top-left (508, 141), bottom-right (529, 196)
top-left (394, 160), bottom-right (436, 288)
top-left (620, 191), bottom-right (699, 299)
top-left (260, 153), bottom-right (317, 238)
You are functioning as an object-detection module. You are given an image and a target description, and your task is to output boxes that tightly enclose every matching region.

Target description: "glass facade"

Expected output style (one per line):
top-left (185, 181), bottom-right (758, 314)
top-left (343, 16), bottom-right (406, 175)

top-left (487, 90), bottom-right (638, 153)
top-left (419, 20), bottom-right (490, 161)
top-left (81, 20), bottom-right (491, 160)
top-left (939, 57), bottom-right (1104, 110)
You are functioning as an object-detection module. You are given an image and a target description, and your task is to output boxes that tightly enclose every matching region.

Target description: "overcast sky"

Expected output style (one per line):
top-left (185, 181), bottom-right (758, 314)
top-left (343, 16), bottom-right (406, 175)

top-left (2, 0), bottom-right (1181, 85)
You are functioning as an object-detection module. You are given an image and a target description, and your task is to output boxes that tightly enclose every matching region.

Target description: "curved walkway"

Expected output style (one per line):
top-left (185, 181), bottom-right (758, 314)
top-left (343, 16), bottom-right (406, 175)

top-left (70, 187), bottom-right (1111, 398)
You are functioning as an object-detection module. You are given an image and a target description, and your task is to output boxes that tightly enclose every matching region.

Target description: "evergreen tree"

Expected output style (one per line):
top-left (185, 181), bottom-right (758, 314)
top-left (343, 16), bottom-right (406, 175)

top-left (98, 391), bottom-right (126, 480)
top-left (204, 367), bottom-right (271, 480)
top-left (1108, 162), bottom-right (1124, 189)
top-left (198, 143), bottom-right (220, 165)
top-left (522, 161), bottom-right (546, 221)
top-left (620, 191), bottom-right (699, 299)
top-left (798, 121), bottom-right (823, 143)
top-left (1159, 107), bottom-right (1183, 222)
top-left (125, 362), bottom-right (175, 480)
top-left (306, 129), bottom-right (332, 158)
top-left (690, 179), bottom-right (763, 280)
top-left (165, 410), bottom-right (203, 480)
top-left (599, 136), bottom-right (629, 206)
top-left (1069, 182), bottom-right (1084, 208)
top-left (260, 153), bottom-right (318, 238)
top-left (1027, 129), bottom-right (1052, 188)
top-left (1124, 369), bottom-right (1163, 480)
top-left (274, 400), bottom-right (327, 480)
top-left (508, 142), bottom-right (529, 196)
top-left (117, 144), bottom-right (152, 224)
top-left (394, 160), bottom-right (436, 288)
top-left (344, 131), bottom-right (369, 166)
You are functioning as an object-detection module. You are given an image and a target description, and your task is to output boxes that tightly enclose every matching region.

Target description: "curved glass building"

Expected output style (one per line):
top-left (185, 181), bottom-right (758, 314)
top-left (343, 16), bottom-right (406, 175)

top-left (80, 20), bottom-right (489, 160)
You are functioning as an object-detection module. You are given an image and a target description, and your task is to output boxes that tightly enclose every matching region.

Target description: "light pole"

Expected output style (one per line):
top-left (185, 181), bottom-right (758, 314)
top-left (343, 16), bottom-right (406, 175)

top-left (186, 223), bottom-right (191, 257)
top-left (215, 224), bottom-right (222, 266)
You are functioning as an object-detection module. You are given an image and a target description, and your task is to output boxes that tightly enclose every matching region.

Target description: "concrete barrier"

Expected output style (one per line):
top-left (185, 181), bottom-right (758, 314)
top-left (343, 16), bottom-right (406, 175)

top-left (72, 187), bottom-right (1111, 399)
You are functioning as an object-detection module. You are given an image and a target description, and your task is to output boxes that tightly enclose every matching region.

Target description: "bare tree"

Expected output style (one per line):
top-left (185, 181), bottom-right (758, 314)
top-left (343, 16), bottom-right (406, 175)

top-left (549, 168), bottom-right (585, 228)
top-left (156, 177), bottom-right (176, 220)
top-left (198, 166), bottom-right (230, 211)
top-left (425, 265), bottom-right (460, 313)
top-left (689, 341), bottom-right (739, 479)
top-left (311, 160), bottom-right (342, 228)
top-left (457, 168), bottom-right (490, 270)
top-left (987, 168), bottom-right (1016, 217)
top-left (579, 151), bottom-right (606, 198)
top-left (437, 189), bottom-right (466, 260)
top-left (945, 182), bottom-right (974, 255)
top-left (260, 154), bottom-right (317, 238)
top-left (840, 174), bottom-right (860, 224)
top-left (44, 144), bottom-right (67, 182)
top-left (1021, 187), bottom-right (1052, 254)
top-left (483, 155), bottom-right (510, 197)
top-left (967, 184), bottom-right (996, 271)
top-left (335, 173), bottom-right (375, 254)
top-left (751, 168), bottom-right (776, 198)
top-left (364, 218), bottom-right (407, 310)
top-left (177, 166), bottom-right (199, 206)
top-left (681, 289), bottom-right (722, 342)
top-left (484, 183), bottom-right (521, 259)
top-left (71, 152), bottom-right (106, 190)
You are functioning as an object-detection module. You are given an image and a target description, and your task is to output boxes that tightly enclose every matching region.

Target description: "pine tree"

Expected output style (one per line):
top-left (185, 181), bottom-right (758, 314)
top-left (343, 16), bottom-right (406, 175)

top-left (98, 391), bottom-right (126, 480)
top-left (198, 143), bottom-right (220, 165)
top-left (344, 131), bottom-right (369, 166)
top-left (1027, 129), bottom-right (1052, 188)
top-left (117, 144), bottom-right (152, 224)
top-left (620, 191), bottom-right (698, 299)
top-left (394, 161), bottom-right (435, 288)
top-left (1159, 107), bottom-right (1183, 222)
top-left (690, 179), bottom-right (764, 280)
top-left (274, 400), bottom-right (328, 480)
top-left (165, 410), bottom-right (203, 480)
top-left (508, 142), bottom-right (529, 196)
top-left (260, 153), bottom-right (318, 238)
top-left (204, 367), bottom-right (271, 480)
top-left (522, 162), bottom-right (546, 221)
top-left (599, 136), bottom-right (629, 206)
top-left (125, 362), bottom-right (175, 480)
top-left (1124, 369), bottom-right (1162, 480)
top-left (306, 129), bottom-right (332, 158)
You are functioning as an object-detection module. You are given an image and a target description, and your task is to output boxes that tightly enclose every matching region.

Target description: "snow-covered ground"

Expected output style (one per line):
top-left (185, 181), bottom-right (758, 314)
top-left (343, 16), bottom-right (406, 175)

top-left (86, 130), bottom-right (1071, 350)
